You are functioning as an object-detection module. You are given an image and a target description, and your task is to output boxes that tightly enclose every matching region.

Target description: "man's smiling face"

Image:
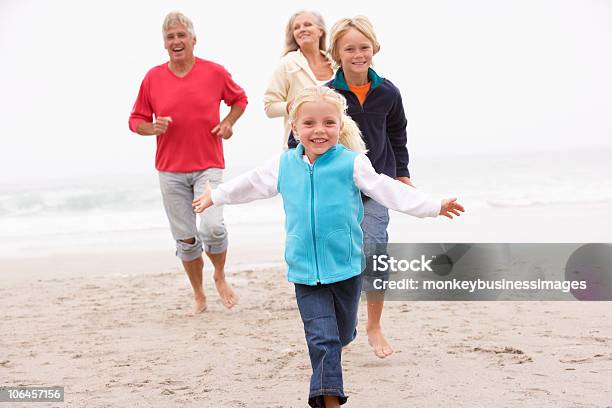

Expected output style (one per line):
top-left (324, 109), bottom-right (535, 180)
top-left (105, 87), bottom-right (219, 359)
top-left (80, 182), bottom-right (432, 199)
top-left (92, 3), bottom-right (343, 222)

top-left (164, 23), bottom-right (196, 64)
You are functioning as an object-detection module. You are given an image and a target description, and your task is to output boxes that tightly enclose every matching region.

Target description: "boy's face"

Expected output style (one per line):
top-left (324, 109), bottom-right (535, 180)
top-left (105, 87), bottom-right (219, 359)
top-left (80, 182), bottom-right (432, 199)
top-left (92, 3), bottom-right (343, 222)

top-left (292, 101), bottom-right (341, 163)
top-left (337, 28), bottom-right (373, 79)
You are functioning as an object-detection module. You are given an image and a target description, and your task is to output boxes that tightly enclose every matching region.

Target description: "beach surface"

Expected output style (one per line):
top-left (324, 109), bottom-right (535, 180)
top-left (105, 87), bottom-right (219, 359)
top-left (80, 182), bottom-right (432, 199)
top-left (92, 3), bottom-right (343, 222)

top-left (1, 241), bottom-right (611, 407)
top-left (1, 182), bottom-right (612, 407)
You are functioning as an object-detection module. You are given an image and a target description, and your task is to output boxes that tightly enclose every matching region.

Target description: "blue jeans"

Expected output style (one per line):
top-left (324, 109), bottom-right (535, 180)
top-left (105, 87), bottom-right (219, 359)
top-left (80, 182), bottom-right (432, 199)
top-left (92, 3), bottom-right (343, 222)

top-left (294, 274), bottom-right (362, 407)
top-left (361, 198), bottom-right (390, 291)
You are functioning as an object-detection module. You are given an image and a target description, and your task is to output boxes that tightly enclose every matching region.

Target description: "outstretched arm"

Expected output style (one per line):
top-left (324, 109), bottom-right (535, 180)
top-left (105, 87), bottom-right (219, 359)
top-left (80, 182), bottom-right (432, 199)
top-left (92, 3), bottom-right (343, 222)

top-left (192, 156), bottom-right (280, 213)
top-left (354, 155), bottom-right (464, 219)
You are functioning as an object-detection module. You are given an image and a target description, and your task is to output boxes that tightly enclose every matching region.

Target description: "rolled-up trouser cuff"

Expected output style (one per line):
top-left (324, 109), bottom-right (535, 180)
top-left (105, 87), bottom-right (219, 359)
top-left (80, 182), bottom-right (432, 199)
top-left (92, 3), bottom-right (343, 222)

top-left (361, 272), bottom-right (390, 293)
top-left (175, 238), bottom-right (203, 262)
top-left (203, 236), bottom-right (228, 255)
top-left (308, 390), bottom-right (348, 407)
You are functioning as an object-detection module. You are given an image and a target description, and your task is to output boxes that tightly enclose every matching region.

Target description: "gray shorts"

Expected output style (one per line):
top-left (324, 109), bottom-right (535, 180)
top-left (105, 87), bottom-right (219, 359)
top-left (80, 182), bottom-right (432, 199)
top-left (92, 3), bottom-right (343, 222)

top-left (158, 168), bottom-right (228, 261)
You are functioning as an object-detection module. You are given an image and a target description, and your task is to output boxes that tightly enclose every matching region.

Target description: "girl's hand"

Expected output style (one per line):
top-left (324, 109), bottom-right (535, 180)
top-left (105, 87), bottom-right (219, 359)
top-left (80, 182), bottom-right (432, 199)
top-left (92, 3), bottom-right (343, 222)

top-left (439, 198), bottom-right (465, 219)
top-left (192, 181), bottom-right (213, 213)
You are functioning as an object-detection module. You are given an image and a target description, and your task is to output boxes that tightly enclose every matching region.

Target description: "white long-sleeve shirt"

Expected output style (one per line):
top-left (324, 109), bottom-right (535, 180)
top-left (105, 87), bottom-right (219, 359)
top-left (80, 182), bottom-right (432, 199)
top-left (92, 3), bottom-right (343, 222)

top-left (211, 153), bottom-right (441, 218)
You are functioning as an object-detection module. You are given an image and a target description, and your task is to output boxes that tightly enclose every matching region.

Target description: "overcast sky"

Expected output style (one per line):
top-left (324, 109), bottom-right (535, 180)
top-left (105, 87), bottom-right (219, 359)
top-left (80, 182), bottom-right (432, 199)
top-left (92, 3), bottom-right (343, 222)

top-left (1, 0), bottom-right (611, 181)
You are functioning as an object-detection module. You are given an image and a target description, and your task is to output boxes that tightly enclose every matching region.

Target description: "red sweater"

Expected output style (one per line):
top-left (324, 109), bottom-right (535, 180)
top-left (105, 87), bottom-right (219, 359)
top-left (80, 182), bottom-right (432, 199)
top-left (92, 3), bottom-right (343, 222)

top-left (129, 58), bottom-right (248, 172)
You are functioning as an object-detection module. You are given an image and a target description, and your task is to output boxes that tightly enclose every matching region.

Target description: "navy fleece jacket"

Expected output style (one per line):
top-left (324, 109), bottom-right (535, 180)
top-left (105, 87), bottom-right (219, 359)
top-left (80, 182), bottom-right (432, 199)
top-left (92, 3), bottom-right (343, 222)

top-left (288, 67), bottom-right (410, 178)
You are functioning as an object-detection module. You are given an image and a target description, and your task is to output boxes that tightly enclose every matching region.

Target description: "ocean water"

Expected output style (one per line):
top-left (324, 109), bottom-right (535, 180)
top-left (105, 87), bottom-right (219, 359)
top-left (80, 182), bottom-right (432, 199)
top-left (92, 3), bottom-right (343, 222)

top-left (1, 148), bottom-right (610, 258)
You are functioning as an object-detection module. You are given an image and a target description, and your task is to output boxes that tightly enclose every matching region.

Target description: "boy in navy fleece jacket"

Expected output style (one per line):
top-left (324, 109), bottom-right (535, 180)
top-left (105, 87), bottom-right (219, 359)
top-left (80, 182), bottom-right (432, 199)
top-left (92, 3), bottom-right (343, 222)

top-left (327, 15), bottom-right (413, 360)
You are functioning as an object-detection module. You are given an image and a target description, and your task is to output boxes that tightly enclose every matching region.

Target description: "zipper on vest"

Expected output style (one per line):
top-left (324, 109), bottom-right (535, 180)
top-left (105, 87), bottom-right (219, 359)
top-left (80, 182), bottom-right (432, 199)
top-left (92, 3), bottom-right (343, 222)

top-left (309, 165), bottom-right (320, 283)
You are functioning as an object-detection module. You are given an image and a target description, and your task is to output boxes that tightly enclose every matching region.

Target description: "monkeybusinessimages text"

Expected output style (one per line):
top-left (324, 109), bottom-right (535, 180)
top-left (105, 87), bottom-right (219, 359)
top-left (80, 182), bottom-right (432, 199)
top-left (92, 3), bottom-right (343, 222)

top-left (371, 255), bottom-right (587, 293)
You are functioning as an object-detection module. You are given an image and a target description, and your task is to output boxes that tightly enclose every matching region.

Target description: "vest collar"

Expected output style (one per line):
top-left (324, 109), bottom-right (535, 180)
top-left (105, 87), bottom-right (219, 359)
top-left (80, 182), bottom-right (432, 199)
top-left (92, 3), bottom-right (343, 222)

top-left (294, 143), bottom-right (341, 166)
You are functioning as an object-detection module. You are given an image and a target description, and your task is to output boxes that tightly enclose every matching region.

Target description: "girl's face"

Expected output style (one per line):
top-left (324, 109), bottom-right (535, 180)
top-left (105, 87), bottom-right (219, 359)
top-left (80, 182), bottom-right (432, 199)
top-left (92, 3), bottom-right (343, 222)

top-left (292, 101), bottom-right (341, 163)
top-left (293, 13), bottom-right (323, 49)
top-left (337, 28), bottom-right (373, 77)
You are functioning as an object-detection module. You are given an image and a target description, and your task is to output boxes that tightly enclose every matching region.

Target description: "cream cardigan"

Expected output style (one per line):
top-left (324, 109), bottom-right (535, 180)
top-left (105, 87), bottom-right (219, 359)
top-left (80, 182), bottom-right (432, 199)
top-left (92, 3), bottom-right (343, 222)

top-left (263, 50), bottom-right (333, 148)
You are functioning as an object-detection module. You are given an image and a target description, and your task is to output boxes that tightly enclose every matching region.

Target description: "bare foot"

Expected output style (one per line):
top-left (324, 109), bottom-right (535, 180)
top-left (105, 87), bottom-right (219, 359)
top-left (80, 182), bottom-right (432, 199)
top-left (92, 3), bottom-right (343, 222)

top-left (214, 277), bottom-right (238, 309)
top-left (367, 326), bottom-right (394, 358)
top-left (187, 295), bottom-right (207, 316)
top-left (323, 395), bottom-right (341, 408)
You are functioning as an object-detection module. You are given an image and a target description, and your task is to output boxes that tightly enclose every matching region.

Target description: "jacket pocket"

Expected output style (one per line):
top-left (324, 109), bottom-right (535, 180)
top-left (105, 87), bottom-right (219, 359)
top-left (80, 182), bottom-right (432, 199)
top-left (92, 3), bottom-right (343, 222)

top-left (322, 228), bottom-right (352, 276)
top-left (285, 234), bottom-right (310, 280)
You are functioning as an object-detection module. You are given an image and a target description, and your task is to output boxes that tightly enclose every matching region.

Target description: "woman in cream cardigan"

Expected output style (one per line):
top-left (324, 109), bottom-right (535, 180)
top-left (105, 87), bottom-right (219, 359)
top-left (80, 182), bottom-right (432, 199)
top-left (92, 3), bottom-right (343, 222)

top-left (264, 11), bottom-right (334, 148)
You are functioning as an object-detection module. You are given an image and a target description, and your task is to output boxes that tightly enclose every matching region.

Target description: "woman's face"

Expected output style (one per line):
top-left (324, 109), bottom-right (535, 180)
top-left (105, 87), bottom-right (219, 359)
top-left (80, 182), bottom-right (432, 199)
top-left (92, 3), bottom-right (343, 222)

top-left (293, 13), bottom-right (323, 49)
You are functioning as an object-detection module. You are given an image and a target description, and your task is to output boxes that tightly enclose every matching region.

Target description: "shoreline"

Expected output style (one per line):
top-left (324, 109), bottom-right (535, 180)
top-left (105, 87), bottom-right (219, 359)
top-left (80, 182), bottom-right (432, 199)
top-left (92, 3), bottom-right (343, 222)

top-left (2, 200), bottom-right (611, 260)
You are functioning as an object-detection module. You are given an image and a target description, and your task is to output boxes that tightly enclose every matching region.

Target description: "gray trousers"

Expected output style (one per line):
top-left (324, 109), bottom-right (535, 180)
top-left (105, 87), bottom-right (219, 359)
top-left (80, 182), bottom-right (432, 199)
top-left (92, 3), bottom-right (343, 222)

top-left (158, 168), bottom-right (228, 261)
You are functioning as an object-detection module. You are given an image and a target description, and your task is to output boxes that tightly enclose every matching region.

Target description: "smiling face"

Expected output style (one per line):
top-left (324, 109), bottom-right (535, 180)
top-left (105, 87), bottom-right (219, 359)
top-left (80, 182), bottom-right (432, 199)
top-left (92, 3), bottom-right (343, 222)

top-left (292, 100), bottom-right (341, 163)
top-left (292, 13), bottom-right (323, 50)
top-left (163, 23), bottom-right (196, 64)
top-left (337, 28), bottom-right (373, 81)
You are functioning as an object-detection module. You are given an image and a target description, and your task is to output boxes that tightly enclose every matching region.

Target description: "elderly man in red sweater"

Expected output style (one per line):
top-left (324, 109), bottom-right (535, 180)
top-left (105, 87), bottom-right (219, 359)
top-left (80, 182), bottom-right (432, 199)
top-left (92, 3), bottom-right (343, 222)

top-left (129, 11), bottom-right (248, 315)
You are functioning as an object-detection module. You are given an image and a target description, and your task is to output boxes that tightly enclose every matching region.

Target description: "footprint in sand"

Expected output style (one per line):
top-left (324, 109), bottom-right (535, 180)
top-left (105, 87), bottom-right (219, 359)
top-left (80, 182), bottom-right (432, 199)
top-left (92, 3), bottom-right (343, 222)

top-left (559, 354), bottom-right (610, 364)
top-left (524, 387), bottom-right (551, 396)
top-left (470, 345), bottom-right (533, 364)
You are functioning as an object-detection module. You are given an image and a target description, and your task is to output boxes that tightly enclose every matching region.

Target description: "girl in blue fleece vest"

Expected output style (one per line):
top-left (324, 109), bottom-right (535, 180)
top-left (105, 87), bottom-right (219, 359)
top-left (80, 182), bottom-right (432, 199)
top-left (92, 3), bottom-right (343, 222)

top-left (193, 86), bottom-right (463, 408)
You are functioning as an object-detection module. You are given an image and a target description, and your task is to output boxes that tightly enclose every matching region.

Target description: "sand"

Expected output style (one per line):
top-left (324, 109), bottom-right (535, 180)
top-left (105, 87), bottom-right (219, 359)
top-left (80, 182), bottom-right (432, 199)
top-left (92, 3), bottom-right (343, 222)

top-left (1, 250), bottom-right (611, 408)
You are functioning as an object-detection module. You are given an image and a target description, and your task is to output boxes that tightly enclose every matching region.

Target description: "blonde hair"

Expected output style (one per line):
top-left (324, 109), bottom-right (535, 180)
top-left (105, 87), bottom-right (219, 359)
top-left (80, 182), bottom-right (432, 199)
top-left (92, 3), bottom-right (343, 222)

top-left (162, 11), bottom-right (195, 38)
top-left (328, 16), bottom-right (381, 69)
top-left (289, 86), bottom-right (367, 154)
top-left (283, 11), bottom-right (327, 55)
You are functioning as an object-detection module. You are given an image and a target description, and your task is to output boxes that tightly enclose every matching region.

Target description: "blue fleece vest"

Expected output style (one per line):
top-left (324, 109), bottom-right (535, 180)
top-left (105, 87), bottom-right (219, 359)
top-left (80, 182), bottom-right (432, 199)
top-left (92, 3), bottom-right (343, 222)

top-left (277, 144), bottom-right (364, 285)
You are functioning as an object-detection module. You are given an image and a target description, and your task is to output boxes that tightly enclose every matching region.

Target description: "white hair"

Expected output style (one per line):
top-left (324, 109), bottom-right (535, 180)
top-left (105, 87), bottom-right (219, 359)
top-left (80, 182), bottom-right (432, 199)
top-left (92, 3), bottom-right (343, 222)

top-left (162, 11), bottom-right (196, 38)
